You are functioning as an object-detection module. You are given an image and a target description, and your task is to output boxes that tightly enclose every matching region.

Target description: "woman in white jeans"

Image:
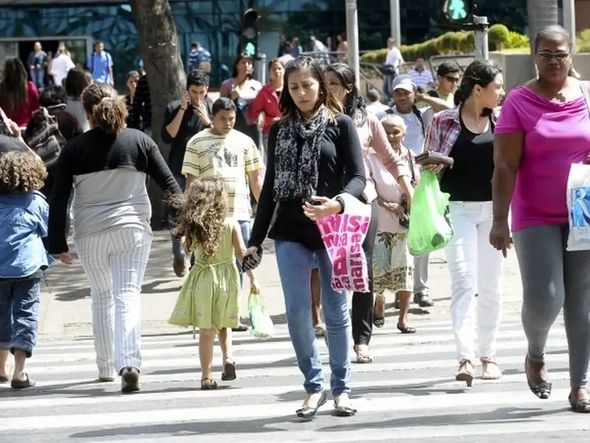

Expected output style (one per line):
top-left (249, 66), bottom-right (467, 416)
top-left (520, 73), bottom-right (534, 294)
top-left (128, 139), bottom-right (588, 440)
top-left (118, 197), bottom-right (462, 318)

top-left (48, 83), bottom-right (180, 393)
top-left (424, 60), bottom-right (505, 386)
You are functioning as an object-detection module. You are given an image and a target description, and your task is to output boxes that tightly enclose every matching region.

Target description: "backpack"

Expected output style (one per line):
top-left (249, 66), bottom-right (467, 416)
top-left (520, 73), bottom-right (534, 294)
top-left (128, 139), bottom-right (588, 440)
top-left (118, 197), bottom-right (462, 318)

top-left (24, 107), bottom-right (66, 167)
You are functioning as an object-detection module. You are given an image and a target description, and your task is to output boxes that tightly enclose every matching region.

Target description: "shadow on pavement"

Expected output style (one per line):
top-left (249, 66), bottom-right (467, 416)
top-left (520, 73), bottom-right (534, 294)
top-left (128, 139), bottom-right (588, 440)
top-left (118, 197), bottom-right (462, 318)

top-left (70, 414), bottom-right (298, 440)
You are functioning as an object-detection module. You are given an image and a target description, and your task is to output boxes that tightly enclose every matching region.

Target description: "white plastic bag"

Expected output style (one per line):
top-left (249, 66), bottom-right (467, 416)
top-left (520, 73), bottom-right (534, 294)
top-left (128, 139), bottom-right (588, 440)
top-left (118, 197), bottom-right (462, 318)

top-left (566, 163), bottom-right (590, 251)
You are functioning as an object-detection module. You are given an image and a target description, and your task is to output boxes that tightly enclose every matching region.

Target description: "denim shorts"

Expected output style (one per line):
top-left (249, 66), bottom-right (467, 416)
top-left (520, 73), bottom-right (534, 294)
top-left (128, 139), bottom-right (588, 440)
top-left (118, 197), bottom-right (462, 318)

top-left (0, 276), bottom-right (41, 358)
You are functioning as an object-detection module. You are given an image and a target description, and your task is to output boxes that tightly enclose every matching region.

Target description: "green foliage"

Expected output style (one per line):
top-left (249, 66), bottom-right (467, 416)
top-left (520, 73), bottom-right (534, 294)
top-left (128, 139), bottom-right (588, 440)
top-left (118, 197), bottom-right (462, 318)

top-left (578, 29), bottom-right (590, 53)
top-left (488, 24), bottom-right (510, 50)
top-left (360, 24), bottom-right (528, 63)
top-left (505, 31), bottom-right (530, 49)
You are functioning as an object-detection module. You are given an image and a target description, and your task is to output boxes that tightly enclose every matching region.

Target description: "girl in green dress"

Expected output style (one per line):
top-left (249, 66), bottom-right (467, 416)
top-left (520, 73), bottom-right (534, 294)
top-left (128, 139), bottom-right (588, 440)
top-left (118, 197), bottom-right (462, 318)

top-left (169, 177), bottom-right (259, 389)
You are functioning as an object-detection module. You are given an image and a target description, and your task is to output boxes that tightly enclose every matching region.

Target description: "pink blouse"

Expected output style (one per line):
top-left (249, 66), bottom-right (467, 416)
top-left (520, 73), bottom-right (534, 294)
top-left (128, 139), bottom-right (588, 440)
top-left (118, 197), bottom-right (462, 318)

top-left (496, 85), bottom-right (590, 231)
top-left (358, 113), bottom-right (410, 202)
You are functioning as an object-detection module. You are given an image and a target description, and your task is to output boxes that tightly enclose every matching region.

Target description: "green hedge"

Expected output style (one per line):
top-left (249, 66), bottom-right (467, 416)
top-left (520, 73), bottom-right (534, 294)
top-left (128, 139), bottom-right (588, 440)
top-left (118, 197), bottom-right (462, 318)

top-left (578, 29), bottom-right (590, 52)
top-left (361, 25), bottom-right (529, 63)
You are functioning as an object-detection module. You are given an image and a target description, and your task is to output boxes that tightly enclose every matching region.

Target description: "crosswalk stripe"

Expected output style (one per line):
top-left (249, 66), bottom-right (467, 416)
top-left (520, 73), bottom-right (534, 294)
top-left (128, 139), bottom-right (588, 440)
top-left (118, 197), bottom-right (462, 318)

top-left (0, 387), bottom-right (576, 432)
top-left (0, 314), bottom-right (573, 440)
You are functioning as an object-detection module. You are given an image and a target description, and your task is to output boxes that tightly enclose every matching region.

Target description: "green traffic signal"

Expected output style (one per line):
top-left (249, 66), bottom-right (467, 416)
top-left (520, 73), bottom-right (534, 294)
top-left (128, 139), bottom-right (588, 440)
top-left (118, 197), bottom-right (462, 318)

top-left (443, 0), bottom-right (473, 23)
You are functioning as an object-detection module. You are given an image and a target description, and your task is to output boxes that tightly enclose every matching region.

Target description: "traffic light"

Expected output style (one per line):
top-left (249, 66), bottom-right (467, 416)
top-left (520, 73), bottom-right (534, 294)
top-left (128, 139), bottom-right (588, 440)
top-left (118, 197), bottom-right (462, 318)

top-left (442, 0), bottom-right (474, 24)
top-left (241, 8), bottom-right (259, 57)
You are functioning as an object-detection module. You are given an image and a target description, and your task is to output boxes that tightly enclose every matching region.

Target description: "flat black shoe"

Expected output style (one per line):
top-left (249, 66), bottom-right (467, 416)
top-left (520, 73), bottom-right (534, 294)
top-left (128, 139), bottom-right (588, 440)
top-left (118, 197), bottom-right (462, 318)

top-left (397, 323), bottom-right (416, 334)
top-left (525, 356), bottom-right (551, 399)
top-left (569, 395), bottom-right (590, 413)
top-left (0, 375), bottom-right (9, 383)
top-left (232, 323), bottom-right (248, 332)
top-left (296, 390), bottom-right (328, 418)
top-left (120, 367), bottom-right (140, 393)
top-left (11, 373), bottom-right (35, 389)
top-left (221, 360), bottom-right (236, 381)
top-left (527, 380), bottom-right (552, 399)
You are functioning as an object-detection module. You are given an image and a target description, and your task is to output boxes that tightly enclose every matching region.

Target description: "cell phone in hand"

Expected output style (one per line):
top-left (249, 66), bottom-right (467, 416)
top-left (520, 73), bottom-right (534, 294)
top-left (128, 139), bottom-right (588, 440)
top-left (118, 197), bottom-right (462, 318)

top-left (303, 197), bottom-right (322, 206)
top-left (242, 246), bottom-right (262, 272)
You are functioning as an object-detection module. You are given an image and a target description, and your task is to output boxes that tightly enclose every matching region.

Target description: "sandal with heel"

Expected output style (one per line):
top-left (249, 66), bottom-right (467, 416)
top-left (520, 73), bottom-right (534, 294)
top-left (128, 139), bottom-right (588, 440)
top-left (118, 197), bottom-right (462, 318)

top-left (456, 359), bottom-right (474, 387)
top-left (296, 390), bottom-right (328, 419)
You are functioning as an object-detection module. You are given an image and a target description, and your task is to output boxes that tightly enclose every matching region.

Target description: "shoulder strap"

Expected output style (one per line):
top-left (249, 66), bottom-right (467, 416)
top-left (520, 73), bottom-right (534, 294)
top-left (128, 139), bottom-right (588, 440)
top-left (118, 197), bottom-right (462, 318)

top-left (412, 106), bottom-right (426, 136)
top-left (406, 147), bottom-right (416, 183)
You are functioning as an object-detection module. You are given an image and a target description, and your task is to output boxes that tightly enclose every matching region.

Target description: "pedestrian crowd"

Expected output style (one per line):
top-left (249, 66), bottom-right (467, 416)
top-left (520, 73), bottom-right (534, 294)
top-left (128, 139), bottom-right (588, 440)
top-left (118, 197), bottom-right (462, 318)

top-left (1, 24), bottom-right (590, 418)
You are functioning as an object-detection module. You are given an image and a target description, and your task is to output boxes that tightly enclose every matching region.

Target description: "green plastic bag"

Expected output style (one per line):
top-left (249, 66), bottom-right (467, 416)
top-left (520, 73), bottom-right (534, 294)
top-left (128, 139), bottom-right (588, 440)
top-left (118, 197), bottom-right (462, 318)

top-left (248, 290), bottom-right (274, 339)
top-left (407, 170), bottom-right (453, 256)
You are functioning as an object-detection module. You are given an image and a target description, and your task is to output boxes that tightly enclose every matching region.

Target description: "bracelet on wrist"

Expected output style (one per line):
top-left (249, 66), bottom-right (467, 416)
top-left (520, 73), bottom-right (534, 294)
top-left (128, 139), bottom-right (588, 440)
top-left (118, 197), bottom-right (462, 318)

top-left (179, 107), bottom-right (187, 112)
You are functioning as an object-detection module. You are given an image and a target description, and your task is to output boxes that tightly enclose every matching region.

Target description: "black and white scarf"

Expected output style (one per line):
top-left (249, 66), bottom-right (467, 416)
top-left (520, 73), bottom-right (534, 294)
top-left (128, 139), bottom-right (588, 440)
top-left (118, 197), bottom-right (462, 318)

top-left (273, 106), bottom-right (329, 200)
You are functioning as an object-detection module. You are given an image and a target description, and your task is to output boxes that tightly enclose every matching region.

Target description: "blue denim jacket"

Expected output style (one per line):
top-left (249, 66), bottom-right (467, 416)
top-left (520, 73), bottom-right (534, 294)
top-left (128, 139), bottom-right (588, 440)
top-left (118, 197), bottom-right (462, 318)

top-left (0, 191), bottom-right (53, 278)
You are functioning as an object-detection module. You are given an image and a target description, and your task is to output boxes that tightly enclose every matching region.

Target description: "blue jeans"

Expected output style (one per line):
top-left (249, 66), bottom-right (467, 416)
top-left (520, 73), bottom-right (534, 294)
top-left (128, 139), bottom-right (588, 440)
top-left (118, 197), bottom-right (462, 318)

top-left (0, 277), bottom-right (41, 358)
top-left (275, 240), bottom-right (352, 396)
top-left (171, 175), bottom-right (186, 260)
top-left (31, 69), bottom-right (45, 89)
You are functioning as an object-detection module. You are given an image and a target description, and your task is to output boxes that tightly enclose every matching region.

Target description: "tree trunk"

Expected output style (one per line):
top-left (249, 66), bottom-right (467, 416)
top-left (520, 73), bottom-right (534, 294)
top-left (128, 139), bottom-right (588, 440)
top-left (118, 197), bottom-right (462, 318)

top-left (527, 0), bottom-right (559, 53)
top-left (129, 0), bottom-right (186, 228)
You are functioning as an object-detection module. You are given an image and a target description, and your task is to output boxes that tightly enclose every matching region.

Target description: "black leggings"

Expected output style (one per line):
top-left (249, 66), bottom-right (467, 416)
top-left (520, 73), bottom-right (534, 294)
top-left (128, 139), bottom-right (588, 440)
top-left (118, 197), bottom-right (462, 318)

top-left (352, 199), bottom-right (379, 346)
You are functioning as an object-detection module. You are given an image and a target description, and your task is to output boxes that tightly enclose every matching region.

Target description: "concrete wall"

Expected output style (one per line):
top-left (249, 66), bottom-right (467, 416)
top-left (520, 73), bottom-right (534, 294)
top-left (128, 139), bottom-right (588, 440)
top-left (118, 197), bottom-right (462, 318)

top-left (491, 52), bottom-right (590, 92)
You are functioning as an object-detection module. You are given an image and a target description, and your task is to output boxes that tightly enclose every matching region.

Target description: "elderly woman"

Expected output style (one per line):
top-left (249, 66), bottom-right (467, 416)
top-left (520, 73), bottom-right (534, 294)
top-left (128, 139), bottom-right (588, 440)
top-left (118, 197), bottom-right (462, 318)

top-left (491, 25), bottom-right (590, 413)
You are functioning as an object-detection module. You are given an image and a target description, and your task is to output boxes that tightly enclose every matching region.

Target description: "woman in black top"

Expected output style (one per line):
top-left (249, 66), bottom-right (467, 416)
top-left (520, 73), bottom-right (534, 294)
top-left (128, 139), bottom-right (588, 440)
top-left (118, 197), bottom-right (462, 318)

top-left (48, 83), bottom-right (180, 393)
top-left (244, 57), bottom-right (365, 417)
top-left (425, 60), bottom-right (505, 387)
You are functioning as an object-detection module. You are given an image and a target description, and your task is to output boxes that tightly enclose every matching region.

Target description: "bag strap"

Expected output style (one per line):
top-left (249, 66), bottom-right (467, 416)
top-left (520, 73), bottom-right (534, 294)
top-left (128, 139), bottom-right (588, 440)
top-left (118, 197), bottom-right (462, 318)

top-left (406, 146), bottom-right (416, 184)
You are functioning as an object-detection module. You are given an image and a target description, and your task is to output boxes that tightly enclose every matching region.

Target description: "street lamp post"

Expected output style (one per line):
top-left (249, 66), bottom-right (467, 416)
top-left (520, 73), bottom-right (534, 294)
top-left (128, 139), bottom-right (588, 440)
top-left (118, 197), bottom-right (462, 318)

top-left (390, 0), bottom-right (401, 46)
top-left (346, 0), bottom-right (360, 88)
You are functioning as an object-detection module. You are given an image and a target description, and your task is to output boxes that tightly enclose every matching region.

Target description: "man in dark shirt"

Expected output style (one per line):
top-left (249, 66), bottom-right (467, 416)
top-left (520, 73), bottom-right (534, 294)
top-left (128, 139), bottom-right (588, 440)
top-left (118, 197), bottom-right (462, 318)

top-left (161, 69), bottom-right (213, 277)
top-left (128, 74), bottom-right (151, 134)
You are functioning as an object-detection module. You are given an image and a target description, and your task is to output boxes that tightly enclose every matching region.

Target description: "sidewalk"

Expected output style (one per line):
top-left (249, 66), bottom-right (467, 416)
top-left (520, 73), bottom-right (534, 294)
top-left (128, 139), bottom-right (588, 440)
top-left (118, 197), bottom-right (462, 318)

top-left (38, 230), bottom-right (523, 340)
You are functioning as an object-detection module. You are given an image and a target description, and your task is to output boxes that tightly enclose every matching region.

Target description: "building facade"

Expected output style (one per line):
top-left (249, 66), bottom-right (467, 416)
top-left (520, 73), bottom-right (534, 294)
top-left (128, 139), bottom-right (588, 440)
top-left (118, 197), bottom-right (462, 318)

top-left (0, 0), bottom-right (532, 88)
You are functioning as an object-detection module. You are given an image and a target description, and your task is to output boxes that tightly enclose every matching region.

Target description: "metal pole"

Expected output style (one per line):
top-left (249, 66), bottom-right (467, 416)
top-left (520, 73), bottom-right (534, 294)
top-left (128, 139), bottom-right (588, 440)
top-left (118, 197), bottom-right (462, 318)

top-left (473, 15), bottom-right (489, 60)
top-left (346, 0), bottom-right (360, 88)
top-left (255, 53), bottom-right (267, 85)
top-left (390, 0), bottom-right (401, 46)
top-left (563, 0), bottom-right (577, 54)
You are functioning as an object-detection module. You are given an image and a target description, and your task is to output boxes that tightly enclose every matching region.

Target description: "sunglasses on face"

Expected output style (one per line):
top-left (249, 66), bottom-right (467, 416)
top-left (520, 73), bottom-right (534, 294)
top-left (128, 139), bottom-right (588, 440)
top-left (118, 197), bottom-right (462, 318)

top-left (536, 52), bottom-right (570, 61)
top-left (444, 76), bottom-right (460, 83)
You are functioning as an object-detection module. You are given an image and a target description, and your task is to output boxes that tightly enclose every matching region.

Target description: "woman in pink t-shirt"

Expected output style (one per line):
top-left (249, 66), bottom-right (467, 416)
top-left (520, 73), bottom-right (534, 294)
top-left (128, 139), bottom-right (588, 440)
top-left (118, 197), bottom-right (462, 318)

top-left (491, 25), bottom-right (590, 413)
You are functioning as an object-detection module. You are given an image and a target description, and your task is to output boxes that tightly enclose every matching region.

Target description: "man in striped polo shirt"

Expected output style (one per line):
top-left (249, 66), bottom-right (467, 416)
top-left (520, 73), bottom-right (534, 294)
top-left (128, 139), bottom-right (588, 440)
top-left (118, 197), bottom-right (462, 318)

top-left (182, 97), bottom-right (265, 331)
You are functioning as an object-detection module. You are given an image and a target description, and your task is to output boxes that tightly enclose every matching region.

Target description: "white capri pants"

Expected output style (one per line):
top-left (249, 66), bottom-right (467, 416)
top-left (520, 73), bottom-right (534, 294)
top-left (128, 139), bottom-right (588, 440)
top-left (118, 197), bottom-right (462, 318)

top-left (75, 227), bottom-right (152, 378)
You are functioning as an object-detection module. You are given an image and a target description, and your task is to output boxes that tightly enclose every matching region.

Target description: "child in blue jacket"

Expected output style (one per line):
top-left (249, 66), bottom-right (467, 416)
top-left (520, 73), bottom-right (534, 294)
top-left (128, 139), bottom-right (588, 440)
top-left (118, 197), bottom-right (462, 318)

top-left (0, 150), bottom-right (51, 389)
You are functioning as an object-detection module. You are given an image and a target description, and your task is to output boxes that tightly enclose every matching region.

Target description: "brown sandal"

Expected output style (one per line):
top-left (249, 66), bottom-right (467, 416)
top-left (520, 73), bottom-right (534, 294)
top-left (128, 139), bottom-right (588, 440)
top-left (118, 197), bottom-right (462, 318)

top-left (201, 378), bottom-right (218, 390)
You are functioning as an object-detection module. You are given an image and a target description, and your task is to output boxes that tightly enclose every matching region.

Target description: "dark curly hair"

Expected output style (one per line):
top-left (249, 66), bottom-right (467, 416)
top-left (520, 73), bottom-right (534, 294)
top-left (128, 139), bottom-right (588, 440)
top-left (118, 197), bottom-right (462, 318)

top-left (187, 69), bottom-right (210, 88)
top-left (0, 151), bottom-right (47, 194)
top-left (171, 177), bottom-right (228, 258)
